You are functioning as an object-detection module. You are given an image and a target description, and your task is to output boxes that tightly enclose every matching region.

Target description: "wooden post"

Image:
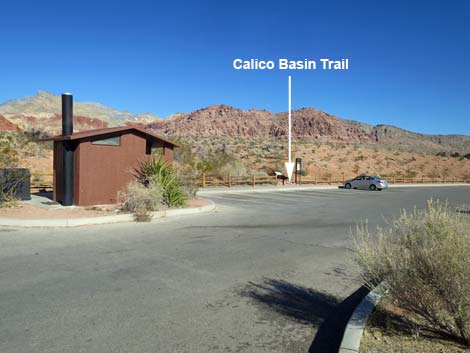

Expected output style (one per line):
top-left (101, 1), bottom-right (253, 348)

top-left (392, 176), bottom-right (396, 184)
top-left (314, 175), bottom-right (317, 184)
top-left (252, 174), bottom-right (256, 187)
top-left (202, 173), bottom-right (206, 188)
top-left (342, 172), bottom-right (345, 183)
top-left (228, 174), bottom-right (231, 187)
top-left (329, 176), bottom-right (332, 185)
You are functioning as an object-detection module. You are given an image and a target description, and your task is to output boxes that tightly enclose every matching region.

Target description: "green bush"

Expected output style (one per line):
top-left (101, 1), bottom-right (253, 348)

top-left (118, 181), bottom-right (163, 222)
top-left (136, 157), bottom-right (188, 208)
top-left (354, 200), bottom-right (470, 345)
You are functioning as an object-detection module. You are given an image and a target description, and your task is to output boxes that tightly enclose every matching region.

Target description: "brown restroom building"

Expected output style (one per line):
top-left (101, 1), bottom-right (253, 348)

top-left (49, 126), bottom-right (179, 206)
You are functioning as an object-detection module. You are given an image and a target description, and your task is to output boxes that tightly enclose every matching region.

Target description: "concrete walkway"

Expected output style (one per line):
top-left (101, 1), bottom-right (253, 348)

top-left (25, 194), bottom-right (68, 210)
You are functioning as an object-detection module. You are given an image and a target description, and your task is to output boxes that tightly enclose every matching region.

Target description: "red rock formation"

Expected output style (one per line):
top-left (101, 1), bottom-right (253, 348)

top-left (147, 105), bottom-right (375, 143)
top-left (0, 115), bottom-right (19, 131)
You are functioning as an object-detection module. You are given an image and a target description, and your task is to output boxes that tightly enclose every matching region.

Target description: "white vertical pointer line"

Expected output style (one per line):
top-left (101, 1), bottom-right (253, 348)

top-left (284, 76), bottom-right (295, 182)
top-left (288, 75), bottom-right (292, 163)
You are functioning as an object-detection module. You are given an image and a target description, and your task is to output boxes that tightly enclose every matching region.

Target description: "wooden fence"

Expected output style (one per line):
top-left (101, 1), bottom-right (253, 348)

top-left (29, 172), bottom-right (469, 192)
top-left (195, 173), bottom-right (470, 188)
top-left (30, 173), bottom-right (53, 192)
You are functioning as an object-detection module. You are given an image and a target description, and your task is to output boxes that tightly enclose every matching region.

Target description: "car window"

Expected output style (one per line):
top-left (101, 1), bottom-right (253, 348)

top-left (366, 176), bottom-right (374, 180)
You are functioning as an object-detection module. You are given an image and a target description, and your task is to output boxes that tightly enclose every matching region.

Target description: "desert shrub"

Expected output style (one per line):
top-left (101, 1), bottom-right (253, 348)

top-left (136, 157), bottom-right (188, 208)
top-left (354, 200), bottom-right (470, 345)
top-left (404, 169), bottom-right (418, 178)
top-left (219, 159), bottom-right (248, 177)
top-left (176, 165), bottom-right (199, 198)
top-left (119, 181), bottom-right (163, 222)
top-left (354, 154), bottom-right (366, 161)
top-left (464, 172), bottom-right (470, 182)
top-left (0, 168), bottom-right (28, 208)
top-left (196, 151), bottom-right (234, 176)
top-left (0, 134), bottom-right (20, 169)
top-left (0, 134), bottom-right (30, 207)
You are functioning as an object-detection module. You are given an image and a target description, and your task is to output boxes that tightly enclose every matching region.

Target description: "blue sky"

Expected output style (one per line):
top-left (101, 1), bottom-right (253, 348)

top-left (1, 0), bottom-right (469, 135)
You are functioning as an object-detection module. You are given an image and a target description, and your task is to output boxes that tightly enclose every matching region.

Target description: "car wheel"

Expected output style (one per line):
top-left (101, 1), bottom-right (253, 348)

top-left (345, 183), bottom-right (352, 189)
top-left (369, 184), bottom-right (377, 191)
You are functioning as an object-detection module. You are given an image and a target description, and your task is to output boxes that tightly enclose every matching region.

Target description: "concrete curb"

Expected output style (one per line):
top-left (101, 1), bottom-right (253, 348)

top-left (0, 200), bottom-right (216, 228)
top-left (338, 284), bottom-right (385, 353)
top-left (198, 183), bottom-right (469, 195)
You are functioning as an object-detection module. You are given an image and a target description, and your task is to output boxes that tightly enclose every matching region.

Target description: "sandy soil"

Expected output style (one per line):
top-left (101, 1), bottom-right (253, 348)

top-left (0, 198), bottom-right (211, 219)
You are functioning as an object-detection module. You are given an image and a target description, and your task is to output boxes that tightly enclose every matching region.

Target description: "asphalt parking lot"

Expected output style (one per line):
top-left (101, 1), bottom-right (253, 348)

top-left (0, 186), bottom-right (469, 353)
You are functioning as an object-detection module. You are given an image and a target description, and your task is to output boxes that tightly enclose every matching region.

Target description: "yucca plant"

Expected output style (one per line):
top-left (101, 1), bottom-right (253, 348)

top-left (136, 157), bottom-right (188, 208)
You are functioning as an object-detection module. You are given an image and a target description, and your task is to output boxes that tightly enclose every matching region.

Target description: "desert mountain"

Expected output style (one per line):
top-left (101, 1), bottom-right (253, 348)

top-left (1, 92), bottom-right (469, 153)
top-left (148, 105), bottom-right (372, 142)
top-left (148, 105), bottom-right (470, 153)
top-left (0, 91), bottom-right (159, 133)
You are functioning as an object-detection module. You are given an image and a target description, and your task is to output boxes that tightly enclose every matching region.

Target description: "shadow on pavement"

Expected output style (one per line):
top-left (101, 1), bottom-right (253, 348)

top-left (241, 278), bottom-right (370, 353)
top-left (309, 285), bottom-right (369, 353)
top-left (242, 278), bottom-right (339, 328)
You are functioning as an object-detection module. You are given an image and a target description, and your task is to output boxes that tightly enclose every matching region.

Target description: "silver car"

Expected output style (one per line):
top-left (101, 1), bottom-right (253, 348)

top-left (344, 175), bottom-right (388, 191)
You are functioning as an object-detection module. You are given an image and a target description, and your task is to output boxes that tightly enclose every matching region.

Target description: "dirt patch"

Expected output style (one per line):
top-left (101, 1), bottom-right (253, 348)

top-left (0, 203), bottom-right (114, 219)
top-left (360, 303), bottom-right (470, 353)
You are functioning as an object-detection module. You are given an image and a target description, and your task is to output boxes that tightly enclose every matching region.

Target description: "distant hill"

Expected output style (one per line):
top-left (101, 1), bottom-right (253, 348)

top-left (0, 91), bottom-right (159, 133)
top-left (1, 91), bottom-right (469, 154)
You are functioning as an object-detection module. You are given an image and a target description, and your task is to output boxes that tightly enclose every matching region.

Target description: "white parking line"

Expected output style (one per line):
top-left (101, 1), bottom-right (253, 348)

top-left (287, 190), bottom-right (356, 197)
top-left (241, 192), bottom-right (306, 201)
top-left (207, 195), bottom-right (279, 206)
top-left (226, 192), bottom-right (320, 204)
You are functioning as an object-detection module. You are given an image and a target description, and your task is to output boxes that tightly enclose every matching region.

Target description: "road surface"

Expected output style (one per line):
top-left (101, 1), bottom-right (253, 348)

top-left (0, 186), bottom-right (468, 353)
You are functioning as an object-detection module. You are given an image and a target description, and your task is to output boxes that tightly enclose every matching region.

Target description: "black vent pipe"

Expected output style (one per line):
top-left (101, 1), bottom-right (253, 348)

top-left (62, 93), bottom-right (73, 206)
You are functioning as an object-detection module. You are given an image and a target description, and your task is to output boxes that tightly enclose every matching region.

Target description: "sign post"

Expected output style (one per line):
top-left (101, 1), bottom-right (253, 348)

top-left (295, 157), bottom-right (302, 184)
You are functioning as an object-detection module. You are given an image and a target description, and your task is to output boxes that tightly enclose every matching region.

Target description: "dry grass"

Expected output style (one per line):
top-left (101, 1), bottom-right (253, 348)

top-left (118, 181), bottom-right (164, 222)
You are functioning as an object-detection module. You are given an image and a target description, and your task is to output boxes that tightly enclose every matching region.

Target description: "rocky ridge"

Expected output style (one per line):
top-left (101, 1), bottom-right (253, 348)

top-left (1, 92), bottom-right (469, 153)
